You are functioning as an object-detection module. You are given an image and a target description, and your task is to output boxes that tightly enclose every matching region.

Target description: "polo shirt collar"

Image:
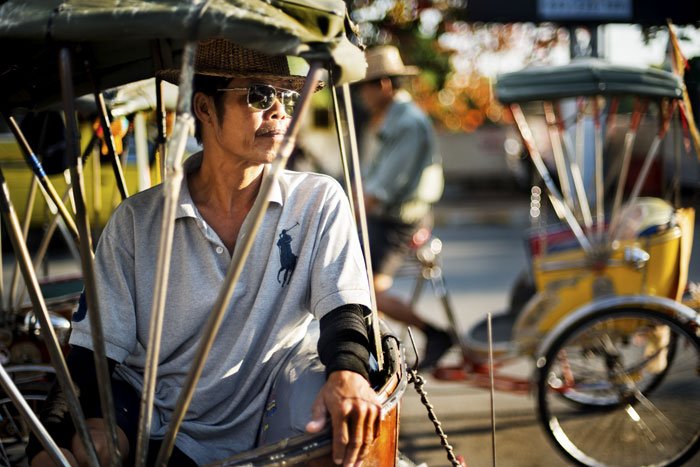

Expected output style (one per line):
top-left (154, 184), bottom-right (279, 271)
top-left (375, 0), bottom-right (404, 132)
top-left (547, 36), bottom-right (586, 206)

top-left (175, 152), bottom-right (283, 220)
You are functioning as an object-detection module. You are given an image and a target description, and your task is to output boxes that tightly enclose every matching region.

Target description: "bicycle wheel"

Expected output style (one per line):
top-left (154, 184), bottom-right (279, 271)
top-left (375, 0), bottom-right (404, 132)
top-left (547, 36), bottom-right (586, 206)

top-left (537, 308), bottom-right (700, 466)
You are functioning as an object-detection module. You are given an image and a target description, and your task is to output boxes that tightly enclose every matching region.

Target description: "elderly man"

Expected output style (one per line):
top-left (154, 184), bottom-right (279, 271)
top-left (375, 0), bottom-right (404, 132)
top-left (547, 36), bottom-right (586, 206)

top-left (356, 45), bottom-right (452, 369)
top-left (29, 39), bottom-right (379, 467)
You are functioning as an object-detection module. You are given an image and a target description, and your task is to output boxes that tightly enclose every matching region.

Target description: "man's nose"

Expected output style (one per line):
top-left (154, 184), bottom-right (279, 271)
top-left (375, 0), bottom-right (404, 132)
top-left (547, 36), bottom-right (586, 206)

top-left (265, 97), bottom-right (288, 119)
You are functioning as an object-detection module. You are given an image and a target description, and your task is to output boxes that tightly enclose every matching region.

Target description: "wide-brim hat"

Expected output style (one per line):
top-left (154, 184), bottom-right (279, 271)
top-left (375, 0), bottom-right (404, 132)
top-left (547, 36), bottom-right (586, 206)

top-left (159, 39), bottom-right (320, 92)
top-left (359, 45), bottom-right (419, 83)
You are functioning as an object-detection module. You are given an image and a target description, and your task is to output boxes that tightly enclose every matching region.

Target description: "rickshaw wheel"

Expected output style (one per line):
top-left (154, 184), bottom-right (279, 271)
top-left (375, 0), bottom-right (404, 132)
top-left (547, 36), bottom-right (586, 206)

top-left (536, 308), bottom-right (700, 467)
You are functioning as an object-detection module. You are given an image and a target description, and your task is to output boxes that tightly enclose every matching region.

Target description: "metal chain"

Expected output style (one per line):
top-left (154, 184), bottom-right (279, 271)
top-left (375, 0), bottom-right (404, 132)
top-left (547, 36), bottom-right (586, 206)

top-left (407, 368), bottom-right (465, 467)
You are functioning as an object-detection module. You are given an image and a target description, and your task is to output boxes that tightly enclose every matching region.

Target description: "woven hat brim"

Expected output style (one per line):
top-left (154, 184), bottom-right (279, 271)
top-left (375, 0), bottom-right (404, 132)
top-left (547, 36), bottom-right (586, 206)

top-left (157, 69), bottom-right (323, 93)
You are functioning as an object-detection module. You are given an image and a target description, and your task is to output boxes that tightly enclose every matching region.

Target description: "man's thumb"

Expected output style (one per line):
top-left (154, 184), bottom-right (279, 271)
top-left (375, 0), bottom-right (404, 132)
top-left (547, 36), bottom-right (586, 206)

top-left (305, 397), bottom-right (328, 433)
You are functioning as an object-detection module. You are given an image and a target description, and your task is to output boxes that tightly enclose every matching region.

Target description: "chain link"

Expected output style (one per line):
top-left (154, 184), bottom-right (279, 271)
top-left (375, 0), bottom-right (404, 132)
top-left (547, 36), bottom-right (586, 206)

top-left (407, 368), bottom-right (465, 467)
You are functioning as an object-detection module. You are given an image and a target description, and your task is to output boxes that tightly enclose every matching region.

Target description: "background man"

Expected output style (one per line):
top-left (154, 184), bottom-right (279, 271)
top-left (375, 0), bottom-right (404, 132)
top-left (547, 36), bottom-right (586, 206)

top-left (357, 45), bottom-right (452, 370)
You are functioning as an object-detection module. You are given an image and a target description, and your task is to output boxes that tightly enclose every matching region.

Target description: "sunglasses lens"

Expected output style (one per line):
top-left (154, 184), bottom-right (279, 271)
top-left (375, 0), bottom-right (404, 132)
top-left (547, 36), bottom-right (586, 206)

top-left (247, 85), bottom-right (276, 111)
top-left (246, 85), bottom-right (300, 115)
top-left (280, 90), bottom-right (299, 116)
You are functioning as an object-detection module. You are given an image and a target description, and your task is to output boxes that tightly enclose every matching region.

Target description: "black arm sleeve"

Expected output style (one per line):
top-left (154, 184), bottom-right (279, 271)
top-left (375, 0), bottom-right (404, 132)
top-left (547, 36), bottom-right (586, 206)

top-left (317, 304), bottom-right (371, 381)
top-left (25, 345), bottom-right (117, 462)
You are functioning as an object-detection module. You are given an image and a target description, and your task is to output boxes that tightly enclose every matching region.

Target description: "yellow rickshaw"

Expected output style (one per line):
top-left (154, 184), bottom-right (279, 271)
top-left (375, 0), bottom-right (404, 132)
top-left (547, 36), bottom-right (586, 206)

top-left (407, 59), bottom-right (700, 466)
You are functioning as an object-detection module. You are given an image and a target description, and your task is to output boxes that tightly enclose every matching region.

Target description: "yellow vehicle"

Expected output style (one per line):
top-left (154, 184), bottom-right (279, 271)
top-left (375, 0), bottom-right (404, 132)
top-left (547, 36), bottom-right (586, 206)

top-left (404, 59), bottom-right (700, 467)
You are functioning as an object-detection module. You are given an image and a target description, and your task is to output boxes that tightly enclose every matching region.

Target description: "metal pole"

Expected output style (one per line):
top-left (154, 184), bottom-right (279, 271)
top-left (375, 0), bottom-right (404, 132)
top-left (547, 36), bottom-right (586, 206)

top-left (94, 92), bottom-right (129, 200)
top-left (329, 74), bottom-right (356, 219)
top-left (134, 39), bottom-right (198, 467)
top-left (155, 77), bottom-right (167, 184)
top-left (511, 103), bottom-right (592, 253)
top-left (155, 62), bottom-right (325, 467)
top-left (610, 98), bottom-right (648, 232)
top-left (9, 176), bottom-right (38, 309)
top-left (543, 102), bottom-right (574, 211)
top-left (554, 103), bottom-right (593, 230)
top-left (0, 161), bottom-right (100, 467)
top-left (60, 47), bottom-right (121, 466)
top-left (0, 365), bottom-right (71, 466)
top-left (340, 83), bottom-right (384, 370)
top-left (3, 115), bottom-right (80, 242)
top-left (487, 313), bottom-right (497, 467)
top-left (591, 97), bottom-right (604, 241)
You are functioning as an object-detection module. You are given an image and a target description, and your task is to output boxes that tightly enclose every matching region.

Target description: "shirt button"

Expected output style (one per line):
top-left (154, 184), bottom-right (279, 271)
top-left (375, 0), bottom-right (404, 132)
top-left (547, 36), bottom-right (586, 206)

top-left (216, 246), bottom-right (224, 254)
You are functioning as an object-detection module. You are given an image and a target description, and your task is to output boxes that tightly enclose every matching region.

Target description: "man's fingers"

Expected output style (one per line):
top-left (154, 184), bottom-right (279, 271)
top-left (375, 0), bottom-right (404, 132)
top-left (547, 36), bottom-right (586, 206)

top-left (332, 401), bottom-right (351, 465)
top-left (356, 400), bottom-right (381, 465)
top-left (343, 406), bottom-right (365, 467)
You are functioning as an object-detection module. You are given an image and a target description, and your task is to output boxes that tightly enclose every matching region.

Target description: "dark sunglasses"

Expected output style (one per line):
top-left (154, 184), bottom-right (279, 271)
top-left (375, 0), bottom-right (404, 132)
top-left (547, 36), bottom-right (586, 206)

top-left (217, 83), bottom-right (299, 116)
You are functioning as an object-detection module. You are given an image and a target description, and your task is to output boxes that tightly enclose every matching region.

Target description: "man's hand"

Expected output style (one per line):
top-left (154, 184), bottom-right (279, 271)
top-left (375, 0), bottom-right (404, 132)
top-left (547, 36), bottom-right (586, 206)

top-left (71, 418), bottom-right (129, 466)
top-left (30, 418), bottom-right (128, 467)
top-left (30, 448), bottom-right (78, 467)
top-left (306, 371), bottom-right (381, 467)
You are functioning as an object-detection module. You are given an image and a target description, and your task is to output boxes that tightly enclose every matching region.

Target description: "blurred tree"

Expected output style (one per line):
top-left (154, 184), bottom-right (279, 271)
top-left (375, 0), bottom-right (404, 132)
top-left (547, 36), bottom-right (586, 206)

top-left (345, 0), bottom-right (568, 131)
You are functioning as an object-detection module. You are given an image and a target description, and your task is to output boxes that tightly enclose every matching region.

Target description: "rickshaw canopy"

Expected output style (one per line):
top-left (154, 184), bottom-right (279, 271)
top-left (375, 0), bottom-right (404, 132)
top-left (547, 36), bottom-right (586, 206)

top-left (0, 0), bottom-right (366, 109)
top-left (495, 58), bottom-right (683, 103)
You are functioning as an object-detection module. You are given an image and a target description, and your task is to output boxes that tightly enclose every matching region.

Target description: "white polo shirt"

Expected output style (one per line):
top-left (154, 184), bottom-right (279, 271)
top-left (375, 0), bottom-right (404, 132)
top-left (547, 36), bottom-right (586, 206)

top-left (69, 153), bottom-right (371, 464)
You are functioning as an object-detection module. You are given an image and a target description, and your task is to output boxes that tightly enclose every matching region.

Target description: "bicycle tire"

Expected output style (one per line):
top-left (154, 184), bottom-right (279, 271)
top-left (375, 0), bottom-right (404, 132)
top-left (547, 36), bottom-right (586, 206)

top-left (536, 308), bottom-right (700, 466)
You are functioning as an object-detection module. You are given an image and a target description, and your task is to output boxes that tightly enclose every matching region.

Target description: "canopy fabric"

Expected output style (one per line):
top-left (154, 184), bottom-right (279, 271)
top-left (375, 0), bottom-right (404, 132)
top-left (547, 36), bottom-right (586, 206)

top-left (0, 0), bottom-right (366, 109)
top-left (496, 58), bottom-right (683, 103)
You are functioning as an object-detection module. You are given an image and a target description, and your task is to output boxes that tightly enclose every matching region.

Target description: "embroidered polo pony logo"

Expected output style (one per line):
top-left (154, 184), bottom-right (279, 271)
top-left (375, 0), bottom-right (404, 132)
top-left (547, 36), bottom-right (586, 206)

top-left (277, 223), bottom-right (298, 287)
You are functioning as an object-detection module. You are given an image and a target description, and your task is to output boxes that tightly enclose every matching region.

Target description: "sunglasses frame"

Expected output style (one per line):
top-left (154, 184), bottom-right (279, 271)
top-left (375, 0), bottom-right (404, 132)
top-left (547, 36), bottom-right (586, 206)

top-left (217, 83), bottom-right (299, 116)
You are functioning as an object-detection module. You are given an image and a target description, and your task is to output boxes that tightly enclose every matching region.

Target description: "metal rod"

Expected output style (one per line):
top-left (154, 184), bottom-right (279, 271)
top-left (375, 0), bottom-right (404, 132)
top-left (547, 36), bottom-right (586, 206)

top-left (3, 114), bottom-right (80, 241)
top-left (554, 103), bottom-right (592, 230)
top-left (329, 72), bottom-right (356, 219)
top-left (134, 111), bottom-right (152, 191)
top-left (15, 187), bottom-right (78, 307)
top-left (94, 92), bottom-right (129, 200)
top-left (610, 98), bottom-right (647, 232)
top-left (155, 77), bottom-right (167, 184)
top-left (0, 161), bottom-right (100, 466)
top-left (487, 313), bottom-right (497, 467)
top-left (574, 98), bottom-right (586, 225)
top-left (432, 268), bottom-right (469, 363)
top-left (9, 176), bottom-right (38, 309)
top-left (591, 97), bottom-right (604, 241)
top-left (612, 100), bottom-right (677, 243)
top-left (511, 104), bottom-right (592, 253)
top-left (134, 39), bottom-right (198, 467)
top-left (340, 82), bottom-right (384, 370)
top-left (60, 47), bottom-right (121, 466)
top-left (625, 100), bottom-right (677, 208)
top-left (543, 102), bottom-right (574, 212)
top-left (0, 365), bottom-right (71, 466)
top-left (155, 61), bottom-right (325, 467)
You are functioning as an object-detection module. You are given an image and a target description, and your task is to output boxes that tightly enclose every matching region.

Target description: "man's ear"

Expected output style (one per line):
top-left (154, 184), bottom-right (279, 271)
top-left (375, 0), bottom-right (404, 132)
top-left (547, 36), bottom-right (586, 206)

top-left (193, 93), bottom-right (213, 124)
top-left (379, 77), bottom-right (394, 94)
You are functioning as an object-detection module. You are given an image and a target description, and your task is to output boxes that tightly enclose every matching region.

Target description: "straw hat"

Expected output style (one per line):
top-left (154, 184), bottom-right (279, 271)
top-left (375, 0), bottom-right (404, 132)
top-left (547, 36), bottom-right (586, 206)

top-left (159, 39), bottom-right (315, 92)
top-left (360, 45), bottom-right (419, 82)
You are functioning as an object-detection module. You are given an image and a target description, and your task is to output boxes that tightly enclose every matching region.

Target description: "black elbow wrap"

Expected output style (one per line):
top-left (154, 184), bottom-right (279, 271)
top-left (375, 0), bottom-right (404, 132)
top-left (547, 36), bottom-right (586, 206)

top-left (318, 304), bottom-right (371, 380)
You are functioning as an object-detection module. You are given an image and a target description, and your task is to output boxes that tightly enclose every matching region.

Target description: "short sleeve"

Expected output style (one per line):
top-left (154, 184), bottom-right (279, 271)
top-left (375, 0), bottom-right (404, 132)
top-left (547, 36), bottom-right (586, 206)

top-left (308, 181), bottom-right (372, 318)
top-left (69, 205), bottom-right (137, 362)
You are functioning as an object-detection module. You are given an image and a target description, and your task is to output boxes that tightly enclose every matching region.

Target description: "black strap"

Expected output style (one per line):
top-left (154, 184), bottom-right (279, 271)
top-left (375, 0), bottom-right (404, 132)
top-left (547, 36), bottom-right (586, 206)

top-left (318, 304), bottom-right (371, 380)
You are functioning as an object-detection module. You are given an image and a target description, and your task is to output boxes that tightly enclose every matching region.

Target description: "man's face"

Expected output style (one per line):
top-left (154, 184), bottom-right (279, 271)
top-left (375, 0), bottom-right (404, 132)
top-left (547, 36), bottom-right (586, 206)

top-left (359, 78), bottom-right (393, 113)
top-left (202, 77), bottom-right (294, 164)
